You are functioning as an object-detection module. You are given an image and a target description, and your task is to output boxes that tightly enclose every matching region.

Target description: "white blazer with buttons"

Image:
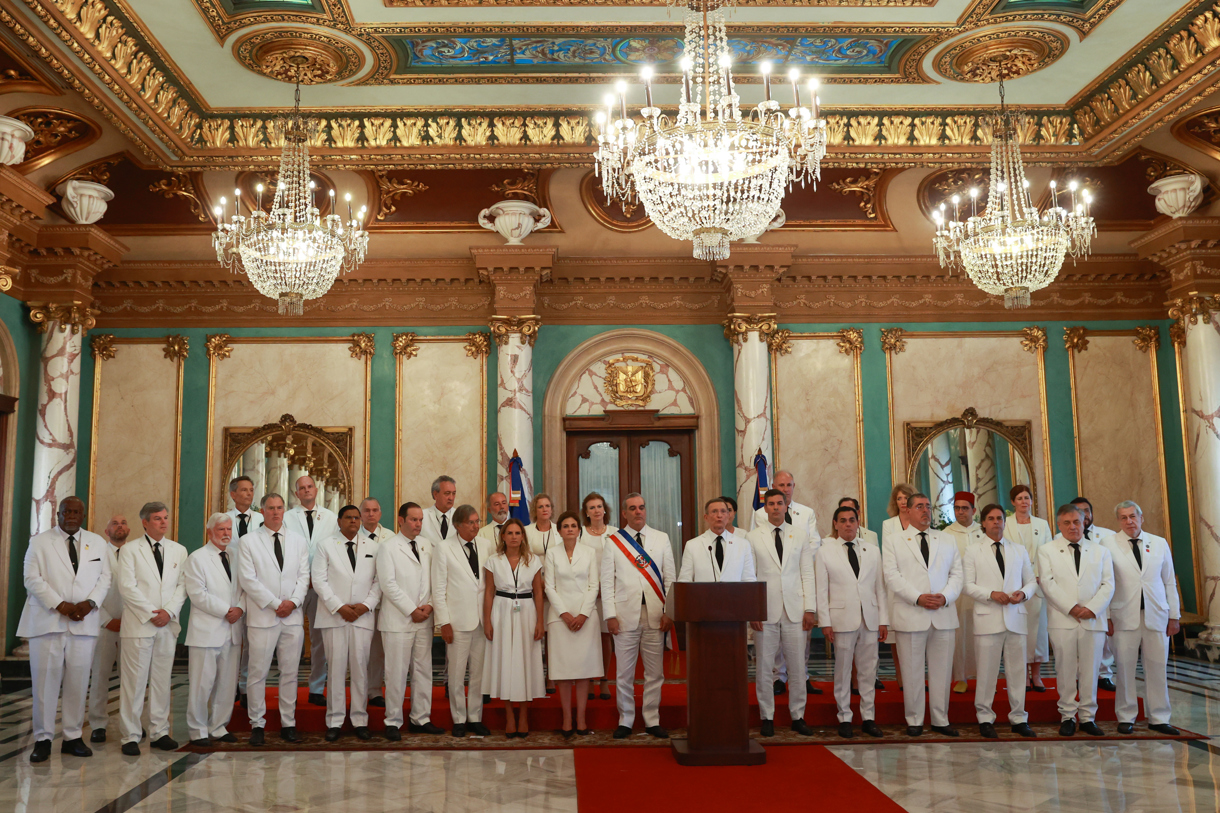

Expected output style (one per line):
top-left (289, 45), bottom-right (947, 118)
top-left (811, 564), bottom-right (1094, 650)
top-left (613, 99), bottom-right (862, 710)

top-left (226, 507), bottom-right (263, 541)
top-left (1102, 531), bottom-right (1179, 633)
top-left (678, 529), bottom-right (756, 583)
top-left (283, 504), bottom-right (338, 563)
top-left (432, 533), bottom-right (494, 632)
top-left (377, 533), bottom-right (432, 633)
top-left (747, 521), bottom-right (816, 624)
top-left (235, 525), bottom-right (310, 628)
top-left (814, 535), bottom-right (888, 633)
top-left (600, 525), bottom-right (676, 632)
top-left (881, 526), bottom-right (962, 632)
top-left (184, 543), bottom-right (245, 648)
top-left (97, 541), bottom-right (124, 628)
top-left (963, 537), bottom-right (1037, 635)
top-left (312, 533), bottom-right (382, 630)
top-left (419, 505), bottom-right (457, 547)
top-left (1038, 538), bottom-right (1114, 632)
top-left (118, 535), bottom-right (188, 638)
top-left (544, 542), bottom-right (601, 625)
top-left (17, 527), bottom-right (111, 638)
top-left (752, 500), bottom-right (820, 542)
top-left (359, 523), bottom-right (392, 544)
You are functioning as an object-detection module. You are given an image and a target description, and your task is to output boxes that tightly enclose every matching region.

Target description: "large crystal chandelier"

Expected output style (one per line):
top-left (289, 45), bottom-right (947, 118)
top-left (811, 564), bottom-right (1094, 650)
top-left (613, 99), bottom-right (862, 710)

top-left (593, 0), bottom-right (827, 261)
top-left (212, 60), bottom-right (368, 315)
top-left (932, 78), bottom-right (1094, 309)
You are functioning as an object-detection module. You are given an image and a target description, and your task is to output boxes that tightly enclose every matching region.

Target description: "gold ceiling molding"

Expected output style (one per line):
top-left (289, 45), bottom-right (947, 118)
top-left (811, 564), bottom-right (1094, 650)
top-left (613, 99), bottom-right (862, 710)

top-left (191, 0), bottom-right (353, 42)
top-left (8, 106), bottom-right (100, 174)
top-left (372, 170), bottom-right (428, 220)
top-left (579, 170), bottom-right (651, 233)
top-left (916, 166), bottom-right (989, 223)
top-left (148, 171), bottom-right (210, 222)
top-left (828, 168), bottom-right (887, 221)
top-left (1172, 106), bottom-right (1220, 161)
top-left (0, 35), bottom-right (59, 95)
top-left (232, 27), bottom-right (365, 85)
top-left (934, 28), bottom-right (1068, 84)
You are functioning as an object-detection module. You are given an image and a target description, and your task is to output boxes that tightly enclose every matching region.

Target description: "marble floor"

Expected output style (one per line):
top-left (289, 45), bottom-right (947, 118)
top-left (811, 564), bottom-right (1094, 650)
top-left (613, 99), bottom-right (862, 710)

top-left (2, 654), bottom-right (1218, 813)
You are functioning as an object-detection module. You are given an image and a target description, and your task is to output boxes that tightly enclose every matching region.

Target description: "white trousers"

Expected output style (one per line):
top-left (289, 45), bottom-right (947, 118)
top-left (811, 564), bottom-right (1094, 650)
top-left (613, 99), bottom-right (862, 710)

top-left (1114, 618), bottom-right (1171, 725)
top-left (304, 589), bottom-right (327, 694)
top-left (187, 640), bottom-right (239, 740)
top-left (446, 627), bottom-right (486, 724)
top-left (757, 617), bottom-right (808, 721)
top-left (367, 618), bottom-right (385, 697)
top-left (832, 627), bottom-right (879, 724)
top-left (895, 628), bottom-right (955, 727)
top-left (974, 631), bottom-right (1028, 724)
top-left (246, 624), bottom-right (304, 728)
top-left (119, 628), bottom-right (177, 743)
top-left (1049, 626), bottom-right (1105, 722)
top-left (321, 626), bottom-right (373, 728)
top-left (613, 625), bottom-right (664, 728)
top-left (1099, 633), bottom-right (1116, 680)
top-left (383, 629), bottom-right (434, 727)
top-left (29, 632), bottom-right (96, 742)
top-left (87, 627), bottom-right (121, 730)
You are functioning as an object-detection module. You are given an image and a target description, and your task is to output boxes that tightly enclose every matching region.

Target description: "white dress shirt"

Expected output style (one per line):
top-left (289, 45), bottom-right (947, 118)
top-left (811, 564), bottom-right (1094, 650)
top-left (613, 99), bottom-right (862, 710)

top-left (419, 505), bottom-right (457, 546)
top-left (753, 499), bottom-right (819, 541)
top-left (678, 528), bottom-right (756, 582)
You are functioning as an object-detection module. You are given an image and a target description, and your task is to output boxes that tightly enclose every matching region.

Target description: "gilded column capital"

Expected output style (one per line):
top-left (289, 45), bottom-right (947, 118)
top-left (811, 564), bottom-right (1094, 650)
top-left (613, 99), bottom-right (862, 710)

top-left (27, 300), bottom-right (97, 334)
top-left (489, 315), bottom-right (541, 347)
top-left (392, 332), bottom-right (419, 359)
top-left (464, 331), bottom-right (492, 358)
top-left (348, 332), bottom-right (376, 360)
top-left (205, 333), bottom-right (232, 361)
top-left (162, 335), bottom-right (189, 362)
top-left (1063, 326), bottom-right (1090, 352)
top-left (1168, 292), bottom-right (1220, 325)
top-left (836, 327), bottom-right (865, 356)
top-left (723, 313), bottom-right (778, 346)
top-left (0, 264), bottom-right (16, 293)
top-left (880, 327), bottom-right (906, 354)
top-left (1020, 326), bottom-right (1048, 354)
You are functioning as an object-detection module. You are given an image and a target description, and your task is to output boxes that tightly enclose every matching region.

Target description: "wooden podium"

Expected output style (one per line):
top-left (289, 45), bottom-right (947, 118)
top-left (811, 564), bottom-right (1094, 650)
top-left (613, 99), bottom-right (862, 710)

top-left (671, 581), bottom-right (767, 766)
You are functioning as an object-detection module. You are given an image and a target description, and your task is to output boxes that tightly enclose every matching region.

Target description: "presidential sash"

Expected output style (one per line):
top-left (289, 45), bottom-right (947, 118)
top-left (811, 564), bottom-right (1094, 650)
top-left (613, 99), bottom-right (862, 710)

top-left (611, 528), bottom-right (665, 602)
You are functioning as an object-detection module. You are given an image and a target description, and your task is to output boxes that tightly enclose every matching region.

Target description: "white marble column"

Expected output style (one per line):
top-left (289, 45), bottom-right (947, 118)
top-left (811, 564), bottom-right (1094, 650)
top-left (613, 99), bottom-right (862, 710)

top-left (325, 482), bottom-right (341, 514)
top-left (287, 461), bottom-right (305, 509)
top-left (241, 441), bottom-right (267, 508)
top-left (493, 319), bottom-right (537, 501)
top-left (964, 427), bottom-right (999, 507)
top-left (927, 431), bottom-right (954, 527)
top-left (726, 317), bottom-right (776, 525)
top-left (267, 450), bottom-right (289, 501)
top-left (1180, 302), bottom-right (1220, 641)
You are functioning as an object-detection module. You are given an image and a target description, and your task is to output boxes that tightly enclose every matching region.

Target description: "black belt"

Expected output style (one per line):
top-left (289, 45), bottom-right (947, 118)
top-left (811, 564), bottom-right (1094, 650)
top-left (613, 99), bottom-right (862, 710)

top-left (496, 590), bottom-right (532, 599)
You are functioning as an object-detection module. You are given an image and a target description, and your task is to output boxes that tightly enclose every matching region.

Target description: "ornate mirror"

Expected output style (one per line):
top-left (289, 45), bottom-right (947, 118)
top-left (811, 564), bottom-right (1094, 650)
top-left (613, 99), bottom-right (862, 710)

top-left (905, 408), bottom-right (1037, 526)
top-left (220, 414), bottom-right (354, 513)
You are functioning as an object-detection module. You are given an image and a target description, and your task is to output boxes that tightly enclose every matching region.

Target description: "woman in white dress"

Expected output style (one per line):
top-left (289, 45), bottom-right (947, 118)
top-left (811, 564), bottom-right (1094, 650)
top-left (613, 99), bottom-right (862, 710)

top-left (525, 494), bottom-right (557, 692)
top-left (580, 492), bottom-right (617, 700)
top-left (483, 519), bottom-right (546, 737)
top-left (879, 483), bottom-right (916, 689)
top-left (545, 511), bottom-right (603, 737)
top-left (1006, 484), bottom-right (1052, 692)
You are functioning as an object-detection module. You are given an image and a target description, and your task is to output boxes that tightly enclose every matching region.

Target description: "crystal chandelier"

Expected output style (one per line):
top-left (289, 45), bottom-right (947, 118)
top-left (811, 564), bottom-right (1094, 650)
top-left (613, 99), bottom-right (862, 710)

top-left (932, 79), bottom-right (1094, 309)
top-left (212, 60), bottom-right (369, 315)
top-left (593, 0), bottom-right (827, 261)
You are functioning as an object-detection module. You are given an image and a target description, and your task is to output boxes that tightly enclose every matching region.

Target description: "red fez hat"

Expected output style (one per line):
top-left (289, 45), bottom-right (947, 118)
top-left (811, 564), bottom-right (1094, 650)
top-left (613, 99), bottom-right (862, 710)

top-left (953, 491), bottom-right (976, 506)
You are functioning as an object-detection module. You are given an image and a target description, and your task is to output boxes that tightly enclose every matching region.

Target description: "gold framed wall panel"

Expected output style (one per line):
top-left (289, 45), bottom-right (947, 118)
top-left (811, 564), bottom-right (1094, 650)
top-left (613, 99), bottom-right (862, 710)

top-left (1173, 336), bottom-right (1204, 615)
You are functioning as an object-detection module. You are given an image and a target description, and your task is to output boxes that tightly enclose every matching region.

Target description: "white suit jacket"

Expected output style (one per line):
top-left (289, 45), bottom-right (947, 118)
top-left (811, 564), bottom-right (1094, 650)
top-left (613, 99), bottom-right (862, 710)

top-left (946, 521), bottom-right (983, 556)
top-left (752, 499), bottom-right (820, 541)
top-left (881, 526), bottom-right (962, 632)
top-left (963, 537), bottom-right (1036, 635)
top-left (678, 529), bottom-right (756, 583)
top-left (432, 533), bottom-right (493, 632)
top-left (377, 533), bottom-right (432, 633)
top-left (1102, 531), bottom-right (1179, 632)
top-left (419, 505), bottom-right (457, 547)
top-left (544, 543), bottom-right (601, 624)
top-left (236, 525), bottom-right (310, 628)
top-left (184, 543), bottom-right (245, 648)
top-left (283, 504), bottom-right (338, 563)
top-left (478, 520), bottom-right (508, 544)
top-left (747, 521), bottom-right (816, 624)
top-left (599, 525), bottom-right (675, 631)
top-left (118, 535), bottom-right (188, 638)
top-left (815, 535), bottom-right (887, 633)
top-left (1038, 538), bottom-right (1114, 631)
top-left (312, 534), bottom-right (382, 630)
top-left (359, 523), bottom-right (392, 544)
top-left (97, 541), bottom-right (124, 628)
top-left (17, 527), bottom-right (111, 638)
top-left (1085, 525), bottom-right (1115, 543)
top-left (226, 507), bottom-right (263, 540)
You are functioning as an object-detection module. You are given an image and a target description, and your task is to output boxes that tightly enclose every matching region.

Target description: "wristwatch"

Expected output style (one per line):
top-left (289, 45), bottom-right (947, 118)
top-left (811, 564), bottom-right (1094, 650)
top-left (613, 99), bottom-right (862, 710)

top-left (86, 600), bottom-right (97, 609)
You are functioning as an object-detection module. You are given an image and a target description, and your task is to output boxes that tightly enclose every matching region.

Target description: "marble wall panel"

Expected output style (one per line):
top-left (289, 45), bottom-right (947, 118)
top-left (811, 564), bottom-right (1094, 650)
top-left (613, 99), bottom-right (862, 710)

top-left (398, 341), bottom-right (484, 508)
top-left (565, 352), bottom-right (694, 414)
top-left (91, 344), bottom-right (178, 533)
top-left (1074, 335), bottom-right (1166, 535)
top-left (890, 336), bottom-right (1049, 516)
top-left (774, 338), bottom-right (859, 536)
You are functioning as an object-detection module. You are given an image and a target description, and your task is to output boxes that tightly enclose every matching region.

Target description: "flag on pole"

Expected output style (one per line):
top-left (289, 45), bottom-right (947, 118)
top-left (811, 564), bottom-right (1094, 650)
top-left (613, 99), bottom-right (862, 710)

top-left (508, 449), bottom-right (531, 524)
top-left (752, 448), bottom-right (770, 511)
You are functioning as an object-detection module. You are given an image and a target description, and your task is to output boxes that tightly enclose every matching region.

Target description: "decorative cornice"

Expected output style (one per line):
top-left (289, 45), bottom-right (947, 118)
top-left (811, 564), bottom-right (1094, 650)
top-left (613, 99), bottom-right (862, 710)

top-left (880, 327), bottom-right (906, 353)
top-left (27, 300), bottom-right (96, 333)
top-left (162, 334), bottom-right (188, 362)
top-left (348, 332), bottom-right (376, 360)
top-left (723, 313), bottom-right (778, 345)
top-left (1063, 326), bottom-right (1091, 352)
top-left (391, 331), bottom-right (418, 359)
top-left (836, 327), bottom-right (865, 356)
top-left (1133, 325), bottom-right (1161, 353)
top-left (204, 332), bottom-right (232, 360)
top-left (464, 331), bottom-right (491, 358)
top-left (89, 332), bottom-right (115, 360)
top-left (1020, 325), bottom-right (1048, 354)
top-left (489, 314), bottom-right (541, 346)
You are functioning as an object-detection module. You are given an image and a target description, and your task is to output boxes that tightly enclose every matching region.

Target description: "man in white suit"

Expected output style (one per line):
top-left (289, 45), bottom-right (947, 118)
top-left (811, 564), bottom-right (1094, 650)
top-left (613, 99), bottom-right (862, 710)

top-left (238, 492), bottom-right (311, 746)
top-left (19, 496), bottom-right (111, 763)
top-left (227, 475), bottom-right (263, 540)
top-left (748, 489), bottom-right (816, 737)
top-left (379, 502), bottom-right (444, 740)
top-left (421, 475), bottom-right (458, 546)
top-left (882, 492), bottom-right (963, 737)
top-left (478, 492), bottom-right (510, 542)
top-left (946, 492), bottom-right (982, 693)
top-left (118, 501), bottom-right (188, 755)
top-left (1039, 504), bottom-right (1114, 736)
top-left (837, 497), bottom-right (878, 546)
top-left (678, 498), bottom-right (755, 583)
top-left (963, 504), bottom-right (1038, 739)
top-left (87, 514), bottom-right (128, 744)
top-left (1104, 500), bottom-right (1180, 736)
top-left (432, 503), bottom-right (493, 738)
top-left (284, 475), bottom-right (338, 706)
top-left (816, 505), bottom-right (887, 739)
top-left (184, 514), bottom-right (244, 747)
top-left (313, 505), bottom-right (382, 741)
top-left (1073, 496), bottom-right (1119, 692)
top-left (602, 492), bottom-right (676, 739)
top-left (358, 498), bottom-right (391, 706)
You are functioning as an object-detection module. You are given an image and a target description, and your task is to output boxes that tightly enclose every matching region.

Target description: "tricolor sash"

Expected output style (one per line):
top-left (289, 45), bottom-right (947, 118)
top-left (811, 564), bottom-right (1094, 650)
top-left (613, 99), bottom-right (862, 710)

top-left (611, 528), bottom-right (665, 603)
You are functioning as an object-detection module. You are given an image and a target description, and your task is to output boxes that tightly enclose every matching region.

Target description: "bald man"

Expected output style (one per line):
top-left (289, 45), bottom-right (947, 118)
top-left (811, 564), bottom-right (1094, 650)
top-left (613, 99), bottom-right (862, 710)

top-left (478, 493), bottom-right (510, 543)
top-left (284, 476), bottom-right (338, 705)
top-left (86, 515), bottom-right (129, 742)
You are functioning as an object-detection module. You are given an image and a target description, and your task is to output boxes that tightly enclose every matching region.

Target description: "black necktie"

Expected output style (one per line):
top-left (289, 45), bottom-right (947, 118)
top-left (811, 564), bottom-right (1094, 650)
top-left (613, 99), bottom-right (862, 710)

top-left (714, 534), bottom-right (724, 572)
top-left (994, 542), bottom-right (1005, 578)
top-left (409, 538), bottom-right (418, 560)
top-left (845, 540), bottom-right (860, 578)
top-left (153, 541), bottom-right (164, 576)
top-left (306, 510), bottom-right (314, 538)
top-left (1131, 538), bottom-right (1145, 610)
top-left (368, 532), bottom-right (376, 541)
top-left (919, 531), bottom-right (929, 566)
top-left (274, 532), bottom-right (284, 570)
top-left (67, 534), bottom-right (78, 573)
top-left (441, 514), bottom-right (449, 539)
top-left (220, 550), bottom-right (231, 581)
top-left (774, 528), bottom-right (783, 563)
top-left (347, 539), bottom-right (357, 569)
top-left (1069, 542), bottom-right (1080, 574)
top-left (465, 540), bottom-right (478, 577)
top-left (238, 513), bottom-right (249, 537)
top-left (784, 510), bottom-right (793, 525)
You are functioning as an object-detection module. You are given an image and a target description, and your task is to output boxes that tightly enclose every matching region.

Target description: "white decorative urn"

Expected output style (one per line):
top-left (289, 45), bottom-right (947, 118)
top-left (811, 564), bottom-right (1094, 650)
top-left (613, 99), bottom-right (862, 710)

top-left (1148, 173), bottom-right (1205, 219)
top-left (740, 208), bottom-right (786, 243)
top-left (0, 116), bottom-right (35, 166)
top-left (478, 200), bottom-right (552, 244)
top-left (56, 179), bottom-right (114, 225)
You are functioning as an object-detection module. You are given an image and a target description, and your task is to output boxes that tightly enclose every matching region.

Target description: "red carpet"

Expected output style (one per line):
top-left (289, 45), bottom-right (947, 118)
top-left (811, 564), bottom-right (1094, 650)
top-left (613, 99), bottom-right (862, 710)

top-left (573, 746), bottom-right (905, 813)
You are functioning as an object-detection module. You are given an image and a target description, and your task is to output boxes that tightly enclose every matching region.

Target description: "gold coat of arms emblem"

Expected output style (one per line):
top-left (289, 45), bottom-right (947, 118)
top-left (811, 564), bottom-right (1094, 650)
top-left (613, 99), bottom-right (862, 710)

top-left (604, 354), bottom-right (656, 408)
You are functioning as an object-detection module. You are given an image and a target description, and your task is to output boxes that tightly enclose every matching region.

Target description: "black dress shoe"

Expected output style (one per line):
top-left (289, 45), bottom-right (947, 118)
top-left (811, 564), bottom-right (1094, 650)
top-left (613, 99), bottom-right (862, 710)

top-left (451, 724), bottom-right (466, 738)
top-left (188, 738), bottom-right (212, 748)
top-left (482, 694), bottom-right (491, 705)
top-left (280, 727), bottom-right (301, 743)
top-left (838, 722), bottom-right (854, 739)
top-left (576, 728), bottom-right (592, 736)
top-left (806, 680), bottom-right (823, 695)
top-left (354, 727), bottom-right (372, 741)
top-left (249, 728), bottom-right (265, 746)
top-left (409, 722), bottom-right (445, 735)
top-left (791, 720), bottom-right (813, 736)
top-left (906, 726), bottom-right (923, 737)
top-left (469, 722), bottom-right (491, 737)
top-left (239, 693), bottom-right (248, 708)
top-left (151, 735), bottom-right (178, 750)
top-left (90, 728), bottom-right (106, 743)
top-left (308, 693), bottom-right (327, 707)
top-left (1059, 719), bottom-right (1076, 737)
top-left (368, 697), bottom-right (386, 708)
top-left (61, 735), bottom-right (93, 757)
top-left (561, 728), bottom-right (574, 740)
top-left (325, 727), bottom-right (342, 742)
top-left (215, 733), bottom-right (239, 743)
top-left (645, 726), bottom-right (669, 739)
top-left (1150, 724), bottom-right (1180, 736)
top-left (1011, 723), bottom-right (1037, 738)
top-left (121, 742), bottom-right (141, 756)
top-left (773, 679), bottom-right (786, 696)
top-left (612, 725), bottom-right (632, 739)
top-left (599, 691), bottom-right (611, 700)
top-left (874, 678), bottom-right (886, 692)
top-left (1097, 678), bottom-right (1117, 693)
top-left (760, 720), bottom-right (774, 737)
top-left (862, 720), bottom-right (884, 738)
top-left (978, 723), bottom-right (998, 739)
top-left (1080, 721), bottom-right (1105, 737)
top-left (1117, 722), bottom-right (1134, 735)
top-left (29, 740), bottom-right (51, 763)
top-left (1027, 684), bottom-right (1048, 693)
top-left (851, 685), bottom-right (860, 696)
top-left (384, 726), bottom-right (401, 741)
top-left (930, 725), bottom-right (959, 737)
